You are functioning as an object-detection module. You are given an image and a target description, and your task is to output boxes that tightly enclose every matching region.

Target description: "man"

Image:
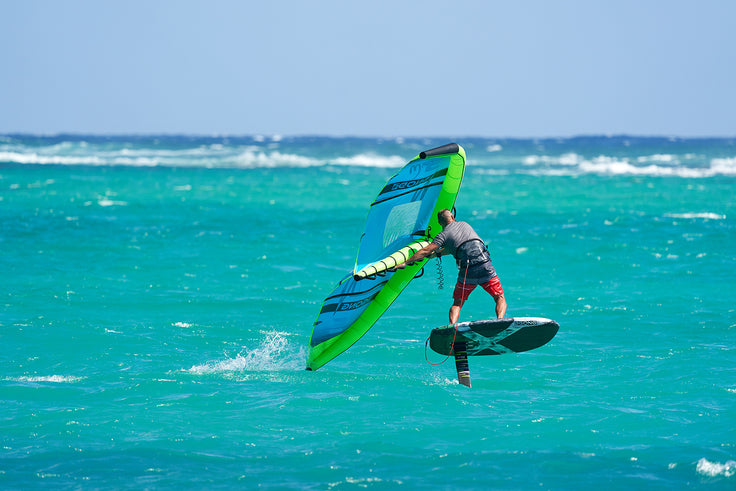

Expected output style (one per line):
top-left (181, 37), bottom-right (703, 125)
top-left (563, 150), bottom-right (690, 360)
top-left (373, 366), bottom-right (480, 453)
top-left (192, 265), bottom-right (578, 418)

top-left (396, 209), bottom-right (506, 323)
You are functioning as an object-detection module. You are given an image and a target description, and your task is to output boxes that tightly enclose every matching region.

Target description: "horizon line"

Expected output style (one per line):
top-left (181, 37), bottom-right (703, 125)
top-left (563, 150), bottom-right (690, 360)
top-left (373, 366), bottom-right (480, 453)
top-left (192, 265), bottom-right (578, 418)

top-left (3, 132), bottom-right (735, 141)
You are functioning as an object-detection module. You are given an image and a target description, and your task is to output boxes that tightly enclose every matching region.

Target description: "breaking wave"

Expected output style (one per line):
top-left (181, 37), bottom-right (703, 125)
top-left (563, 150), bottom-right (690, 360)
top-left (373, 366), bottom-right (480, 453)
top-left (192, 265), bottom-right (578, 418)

top-left (517, 153), bottom-right (736, 178)
top-left (2, 135), bottom-right (735, 176)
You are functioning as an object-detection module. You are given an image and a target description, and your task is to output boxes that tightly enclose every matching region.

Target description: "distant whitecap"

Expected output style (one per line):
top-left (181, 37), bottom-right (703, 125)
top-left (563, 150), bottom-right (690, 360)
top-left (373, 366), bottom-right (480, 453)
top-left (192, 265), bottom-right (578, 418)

top-left (696, 458), bottom-right (736, 477)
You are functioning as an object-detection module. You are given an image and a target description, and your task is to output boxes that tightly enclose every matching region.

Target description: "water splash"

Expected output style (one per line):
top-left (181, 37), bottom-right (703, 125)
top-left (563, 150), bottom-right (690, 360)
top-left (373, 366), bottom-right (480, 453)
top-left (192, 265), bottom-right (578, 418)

top-left (187, 331), bottom-right (305, 375)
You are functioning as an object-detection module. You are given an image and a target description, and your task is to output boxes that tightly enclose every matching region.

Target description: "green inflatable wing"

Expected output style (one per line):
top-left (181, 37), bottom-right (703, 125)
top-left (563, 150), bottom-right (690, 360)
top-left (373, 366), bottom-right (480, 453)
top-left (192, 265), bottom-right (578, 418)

top-left (306, 143), bottom-right (466, 371)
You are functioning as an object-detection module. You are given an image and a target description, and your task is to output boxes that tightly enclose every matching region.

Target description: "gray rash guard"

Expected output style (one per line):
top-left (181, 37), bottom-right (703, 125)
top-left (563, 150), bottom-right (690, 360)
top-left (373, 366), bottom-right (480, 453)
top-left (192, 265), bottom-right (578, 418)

top-left (432, 221), bottom-right (498, 285)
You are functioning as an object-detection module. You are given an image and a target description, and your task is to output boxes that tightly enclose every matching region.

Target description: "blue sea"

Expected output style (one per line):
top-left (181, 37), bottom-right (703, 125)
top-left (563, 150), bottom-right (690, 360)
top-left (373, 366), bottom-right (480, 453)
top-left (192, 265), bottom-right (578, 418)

top-left (1, 134), bottom-right (735, 489)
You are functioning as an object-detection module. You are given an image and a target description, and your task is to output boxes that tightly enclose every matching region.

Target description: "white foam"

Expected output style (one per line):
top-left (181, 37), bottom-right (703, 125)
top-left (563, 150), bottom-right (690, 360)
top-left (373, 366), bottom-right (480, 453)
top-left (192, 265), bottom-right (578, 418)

top-left (664, 213), bottom-right (726, 220)
top-left (97, 198), bottom-right (127, 207)
top-left (523, 153), bottom-right (583, 166)
top-left (0, 145), bottom-right (324, 169)
top-left (5, 375), bottom-right (84, 383)
top-left (332, 154), bottom-right (405, 168)
top-left (580, 156), bottom-right (659, 175)
top-left (0, 150), bottom-right (167, 167)
top-left (637, 154), bottom-right (677, 163)
top-left (188, 331), bottom-right (305, 374)
top-left (0, 151), bottom-right (104, 166)
top-left (233, 149), bottom-right (319, 168)
top-left (4, 139), bottom-right (736, 176)
top-left (518, 153), bottom-right (736, 178)
top-left (696, 458), bottom-right (736, 477)
top-left (711, 157), bottom-right (736, 175)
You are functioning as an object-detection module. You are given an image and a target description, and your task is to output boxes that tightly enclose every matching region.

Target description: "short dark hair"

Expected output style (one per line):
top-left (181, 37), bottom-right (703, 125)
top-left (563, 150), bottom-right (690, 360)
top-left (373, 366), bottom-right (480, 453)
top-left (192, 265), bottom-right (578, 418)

top-left (437, 209), bottom-right (453, 226)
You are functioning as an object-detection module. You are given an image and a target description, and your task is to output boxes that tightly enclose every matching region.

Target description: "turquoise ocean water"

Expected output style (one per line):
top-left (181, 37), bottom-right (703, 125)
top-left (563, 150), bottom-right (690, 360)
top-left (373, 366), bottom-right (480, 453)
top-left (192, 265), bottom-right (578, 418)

top-left (1, 135), bottom-right (734, 489)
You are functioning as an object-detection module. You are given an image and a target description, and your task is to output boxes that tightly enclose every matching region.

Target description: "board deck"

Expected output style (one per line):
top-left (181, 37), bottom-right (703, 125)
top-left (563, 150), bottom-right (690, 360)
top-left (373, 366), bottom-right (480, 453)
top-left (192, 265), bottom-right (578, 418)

top-left (429, 317), bottom-right (559, 356)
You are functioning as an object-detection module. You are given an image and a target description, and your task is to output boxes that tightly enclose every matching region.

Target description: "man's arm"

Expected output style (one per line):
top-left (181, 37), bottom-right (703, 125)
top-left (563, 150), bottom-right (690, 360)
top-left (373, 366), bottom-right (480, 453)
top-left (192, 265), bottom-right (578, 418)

top-left (396, 243), bottom-right (441, 269)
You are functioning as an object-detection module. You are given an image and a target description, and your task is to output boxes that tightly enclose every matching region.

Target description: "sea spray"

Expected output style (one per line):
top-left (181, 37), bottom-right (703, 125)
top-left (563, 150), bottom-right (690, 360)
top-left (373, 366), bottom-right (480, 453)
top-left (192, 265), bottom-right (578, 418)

top-left (187, 331), bottom-right (306, 376)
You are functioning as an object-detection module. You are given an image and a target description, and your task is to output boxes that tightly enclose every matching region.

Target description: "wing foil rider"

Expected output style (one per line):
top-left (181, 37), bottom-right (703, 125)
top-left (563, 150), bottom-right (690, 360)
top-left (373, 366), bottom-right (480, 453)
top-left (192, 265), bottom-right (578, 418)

top-left (396, 209), bottom-right (506, 323)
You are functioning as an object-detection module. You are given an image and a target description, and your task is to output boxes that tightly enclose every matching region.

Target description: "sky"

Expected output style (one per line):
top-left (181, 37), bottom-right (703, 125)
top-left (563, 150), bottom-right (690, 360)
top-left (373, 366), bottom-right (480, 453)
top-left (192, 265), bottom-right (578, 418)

top-left (2, 0), bottom-right (735, 138)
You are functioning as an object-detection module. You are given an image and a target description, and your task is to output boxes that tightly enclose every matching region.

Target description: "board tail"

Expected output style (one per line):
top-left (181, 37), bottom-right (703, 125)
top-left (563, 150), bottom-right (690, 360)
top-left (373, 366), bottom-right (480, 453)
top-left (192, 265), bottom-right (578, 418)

top-left (453, 342), bottom-right (471, 387)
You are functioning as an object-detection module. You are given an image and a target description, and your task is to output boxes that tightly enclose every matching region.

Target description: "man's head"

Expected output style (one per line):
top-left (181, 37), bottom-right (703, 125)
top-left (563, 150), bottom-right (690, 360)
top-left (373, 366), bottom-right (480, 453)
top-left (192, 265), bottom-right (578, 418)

top-left (438, 209), bottom-right (454, 227)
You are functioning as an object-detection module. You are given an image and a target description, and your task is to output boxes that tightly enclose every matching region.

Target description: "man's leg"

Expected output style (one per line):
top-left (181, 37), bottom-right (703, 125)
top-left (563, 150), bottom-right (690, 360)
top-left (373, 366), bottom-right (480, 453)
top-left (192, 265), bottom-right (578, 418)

top-left (480, 277), bottom-right (506, 318)
top-left (494, 294), bottom-right (507, 318)
top-left (449, 297), bottom-right (463, 324)
top-left (450, 282), bottom-right (475, 324)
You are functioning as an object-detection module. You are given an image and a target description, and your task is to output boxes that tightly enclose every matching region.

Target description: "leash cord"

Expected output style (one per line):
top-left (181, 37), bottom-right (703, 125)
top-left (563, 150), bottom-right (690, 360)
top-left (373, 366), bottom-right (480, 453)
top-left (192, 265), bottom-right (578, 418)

top-left (424, 260), bottom-right (469, 365)
top-left (436, 256), bottom-right (444, 290)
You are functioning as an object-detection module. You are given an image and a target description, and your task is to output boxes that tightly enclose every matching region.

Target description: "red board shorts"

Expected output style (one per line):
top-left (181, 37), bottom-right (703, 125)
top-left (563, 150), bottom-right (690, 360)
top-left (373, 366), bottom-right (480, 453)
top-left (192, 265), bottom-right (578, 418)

top-left (453, 276), bottom-right (504, 302)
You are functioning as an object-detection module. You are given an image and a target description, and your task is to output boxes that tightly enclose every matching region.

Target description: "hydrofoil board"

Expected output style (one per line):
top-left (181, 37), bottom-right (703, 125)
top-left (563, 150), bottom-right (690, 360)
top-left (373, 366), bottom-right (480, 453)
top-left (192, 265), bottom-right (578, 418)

top-left (428, 317), bottom-right (559, 388)
top-left (430, 317), bottom-right (559, 356)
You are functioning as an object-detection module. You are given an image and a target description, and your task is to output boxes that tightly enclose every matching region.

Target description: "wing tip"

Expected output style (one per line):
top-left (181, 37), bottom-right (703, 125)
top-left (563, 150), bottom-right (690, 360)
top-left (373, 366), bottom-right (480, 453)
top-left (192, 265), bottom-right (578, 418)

top-left (420, 143), bottom-right (461, 159)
